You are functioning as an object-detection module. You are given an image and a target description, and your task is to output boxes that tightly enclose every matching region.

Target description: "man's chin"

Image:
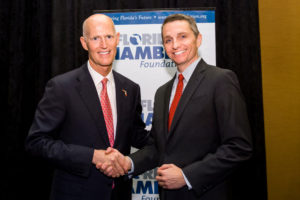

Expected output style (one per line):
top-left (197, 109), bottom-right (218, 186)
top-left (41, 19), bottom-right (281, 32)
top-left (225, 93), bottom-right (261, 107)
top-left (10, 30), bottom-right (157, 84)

top-left (94, 62), bottom-right (113, 68)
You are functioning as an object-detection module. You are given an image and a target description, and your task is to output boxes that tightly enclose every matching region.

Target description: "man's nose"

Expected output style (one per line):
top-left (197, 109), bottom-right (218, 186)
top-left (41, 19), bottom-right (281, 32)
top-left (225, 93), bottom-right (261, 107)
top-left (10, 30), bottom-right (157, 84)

top-left (99, 38), bottom-right (107, 48)
top-left (172, 39), bottom-right (179, 49)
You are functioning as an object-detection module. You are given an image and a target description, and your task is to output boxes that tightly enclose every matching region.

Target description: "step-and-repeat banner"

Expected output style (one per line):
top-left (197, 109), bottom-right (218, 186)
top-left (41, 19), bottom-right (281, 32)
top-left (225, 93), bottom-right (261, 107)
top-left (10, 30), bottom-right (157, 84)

top-left (98, 9), bottom-right (215, 200)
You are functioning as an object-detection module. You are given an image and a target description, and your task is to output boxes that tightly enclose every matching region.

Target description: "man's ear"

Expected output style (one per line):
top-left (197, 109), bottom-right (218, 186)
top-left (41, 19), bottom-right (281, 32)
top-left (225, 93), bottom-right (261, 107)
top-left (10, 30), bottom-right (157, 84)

top-left (80, 36), bottom-right (88, 51)
top-left (196, 33), bottom-right (202, 48)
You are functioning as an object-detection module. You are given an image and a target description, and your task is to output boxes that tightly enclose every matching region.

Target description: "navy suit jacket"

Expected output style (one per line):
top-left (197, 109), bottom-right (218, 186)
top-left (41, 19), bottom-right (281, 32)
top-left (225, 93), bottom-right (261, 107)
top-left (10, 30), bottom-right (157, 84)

top-left (26, 63), bottom-right (148, 200)
top-left (129, 59), bottom-right (253, 200)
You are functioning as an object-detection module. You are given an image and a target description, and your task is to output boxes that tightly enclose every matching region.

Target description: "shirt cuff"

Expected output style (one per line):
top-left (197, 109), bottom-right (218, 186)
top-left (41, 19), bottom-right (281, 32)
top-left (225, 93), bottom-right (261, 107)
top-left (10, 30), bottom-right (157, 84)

top-left (127, 157), bottom-right (134, 177)
top-left (181, 170), bottom-right (192, 190)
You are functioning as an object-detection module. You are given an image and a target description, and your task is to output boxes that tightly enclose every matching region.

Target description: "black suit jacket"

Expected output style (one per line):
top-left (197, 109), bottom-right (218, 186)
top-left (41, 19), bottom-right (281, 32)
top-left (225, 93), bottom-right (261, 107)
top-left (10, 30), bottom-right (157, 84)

top-left (25, 63), bottom-right (148, 200)
top-left (129, 59), bottom-right (253, 200)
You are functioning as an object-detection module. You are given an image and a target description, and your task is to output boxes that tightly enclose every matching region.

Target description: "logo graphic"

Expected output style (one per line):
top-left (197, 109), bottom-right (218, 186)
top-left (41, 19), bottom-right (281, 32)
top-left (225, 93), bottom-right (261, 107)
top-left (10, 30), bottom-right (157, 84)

top-left (129, 34), bottom-right (142, 45)
top-left (117, 33), bottom-right (174, 67)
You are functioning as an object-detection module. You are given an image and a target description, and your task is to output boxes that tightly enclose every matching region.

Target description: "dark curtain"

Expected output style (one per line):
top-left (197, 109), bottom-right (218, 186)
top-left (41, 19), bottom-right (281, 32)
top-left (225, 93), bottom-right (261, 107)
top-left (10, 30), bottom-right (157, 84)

top-left (2, 0), bottom-right (267, 199)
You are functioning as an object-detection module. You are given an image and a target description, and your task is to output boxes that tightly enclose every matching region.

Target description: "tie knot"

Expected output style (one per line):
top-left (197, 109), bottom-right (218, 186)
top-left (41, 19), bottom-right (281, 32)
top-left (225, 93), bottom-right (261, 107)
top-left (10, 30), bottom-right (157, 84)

top-left (101, 78), bottom-right (108, 86)
top-left (178, 74), bottom-right (184, 82)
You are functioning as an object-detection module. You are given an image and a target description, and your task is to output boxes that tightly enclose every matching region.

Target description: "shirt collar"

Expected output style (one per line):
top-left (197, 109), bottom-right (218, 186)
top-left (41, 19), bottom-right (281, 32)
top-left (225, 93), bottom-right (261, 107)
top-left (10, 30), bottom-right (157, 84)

top-left (87, 61), bottom-right (114, 86)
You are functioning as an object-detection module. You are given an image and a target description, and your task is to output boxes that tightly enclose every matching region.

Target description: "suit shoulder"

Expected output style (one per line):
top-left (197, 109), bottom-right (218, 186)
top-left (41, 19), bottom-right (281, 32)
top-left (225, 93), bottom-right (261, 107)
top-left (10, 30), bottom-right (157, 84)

top-left (154, 78), bottom-right (173, 97)
top-left (203, 65), bottom-right (241, 91)
top-left (158, 79), bottom-right (171, 90)
top-left (50, 65), bottom-right (84, 84)
top-left (205, 64), bottom-right (238, 81)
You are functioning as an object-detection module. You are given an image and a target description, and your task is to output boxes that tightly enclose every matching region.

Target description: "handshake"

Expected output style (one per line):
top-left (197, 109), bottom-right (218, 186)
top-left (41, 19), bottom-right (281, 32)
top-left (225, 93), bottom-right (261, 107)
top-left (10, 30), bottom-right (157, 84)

top-left (92, 147), bottom-right (186, 189)
top-left (92, 147), bottom-right (131, 178)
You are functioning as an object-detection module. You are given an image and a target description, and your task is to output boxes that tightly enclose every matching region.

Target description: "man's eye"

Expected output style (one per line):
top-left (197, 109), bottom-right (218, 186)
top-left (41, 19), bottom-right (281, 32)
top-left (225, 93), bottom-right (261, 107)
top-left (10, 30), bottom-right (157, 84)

top-left (92, 37), bottom-right (99, 41)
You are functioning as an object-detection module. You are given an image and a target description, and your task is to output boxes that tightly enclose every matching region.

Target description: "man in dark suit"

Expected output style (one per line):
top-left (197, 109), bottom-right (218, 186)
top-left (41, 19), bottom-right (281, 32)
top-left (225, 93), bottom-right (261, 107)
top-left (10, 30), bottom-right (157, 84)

top-left (101, 14), bottom-right (253, 200)
top-left (25, 14), bottom-right (148, 200)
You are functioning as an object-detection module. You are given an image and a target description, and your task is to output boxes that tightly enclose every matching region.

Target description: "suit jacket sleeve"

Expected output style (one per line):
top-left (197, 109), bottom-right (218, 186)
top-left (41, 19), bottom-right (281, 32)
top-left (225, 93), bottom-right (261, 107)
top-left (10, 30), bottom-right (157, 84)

top-left (128, 129), bottom-right (159, 176)
top-left (129, 84), bottom-right (150, 149)
top-left (25, 78), bottom-right (94, 177)
top-left (182, 70), bottom-right (253, 195)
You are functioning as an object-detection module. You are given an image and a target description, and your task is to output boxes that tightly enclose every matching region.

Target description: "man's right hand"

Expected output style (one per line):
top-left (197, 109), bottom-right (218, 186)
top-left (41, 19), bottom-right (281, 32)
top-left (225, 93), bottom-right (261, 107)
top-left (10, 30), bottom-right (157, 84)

top-left (92, 148), bottom-right (131, 178)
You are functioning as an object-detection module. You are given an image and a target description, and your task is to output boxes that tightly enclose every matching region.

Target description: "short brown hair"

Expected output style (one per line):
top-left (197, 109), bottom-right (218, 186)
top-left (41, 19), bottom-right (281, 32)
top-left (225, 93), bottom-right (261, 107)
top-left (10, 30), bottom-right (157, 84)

top-left (161, 14), bottom-right (200, 38)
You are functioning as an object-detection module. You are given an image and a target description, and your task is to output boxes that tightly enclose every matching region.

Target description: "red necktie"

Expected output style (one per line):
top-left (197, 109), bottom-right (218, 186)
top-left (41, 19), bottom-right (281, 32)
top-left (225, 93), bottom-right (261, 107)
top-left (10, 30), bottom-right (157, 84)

top-left (100, 78), bottom-right (114, 147)
top-left (168, 74), bottom-right (184, 131)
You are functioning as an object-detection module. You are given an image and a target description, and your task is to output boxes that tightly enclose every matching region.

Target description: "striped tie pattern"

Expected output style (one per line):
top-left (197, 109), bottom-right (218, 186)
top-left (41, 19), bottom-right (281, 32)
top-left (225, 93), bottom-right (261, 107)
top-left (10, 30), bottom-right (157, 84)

top-left (100, 78), bottom-right (114, 147)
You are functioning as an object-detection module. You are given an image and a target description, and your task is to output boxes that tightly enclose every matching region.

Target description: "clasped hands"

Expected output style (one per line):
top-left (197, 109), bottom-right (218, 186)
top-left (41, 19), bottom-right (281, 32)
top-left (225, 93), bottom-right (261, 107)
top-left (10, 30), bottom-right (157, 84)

top-left (93, 147), bottom-right (186, 189)
top-left (92, 147), bottom-right (131, 178)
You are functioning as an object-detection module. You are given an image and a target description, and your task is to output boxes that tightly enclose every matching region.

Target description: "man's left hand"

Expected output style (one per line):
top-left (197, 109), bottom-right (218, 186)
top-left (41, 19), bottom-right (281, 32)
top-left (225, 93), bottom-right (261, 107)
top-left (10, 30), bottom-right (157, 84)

top-left (156, 164), bottom-right (186, 189)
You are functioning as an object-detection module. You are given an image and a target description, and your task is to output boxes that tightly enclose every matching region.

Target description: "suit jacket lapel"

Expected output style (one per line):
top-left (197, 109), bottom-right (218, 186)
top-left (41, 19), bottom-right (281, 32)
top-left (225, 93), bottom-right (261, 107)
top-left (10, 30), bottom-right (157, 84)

top-left (75, 64), bottom-right (110, 147)
top-left (163, 77), bottom-right (175, 140)
top-left (168, 59), bottom-right (208, 135)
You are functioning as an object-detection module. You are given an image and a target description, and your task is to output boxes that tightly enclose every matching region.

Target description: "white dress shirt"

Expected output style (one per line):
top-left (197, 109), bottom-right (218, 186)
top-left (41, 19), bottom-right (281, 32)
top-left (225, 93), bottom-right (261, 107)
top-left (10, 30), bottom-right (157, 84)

top-left (87, 61), bottom-right (117, 140)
